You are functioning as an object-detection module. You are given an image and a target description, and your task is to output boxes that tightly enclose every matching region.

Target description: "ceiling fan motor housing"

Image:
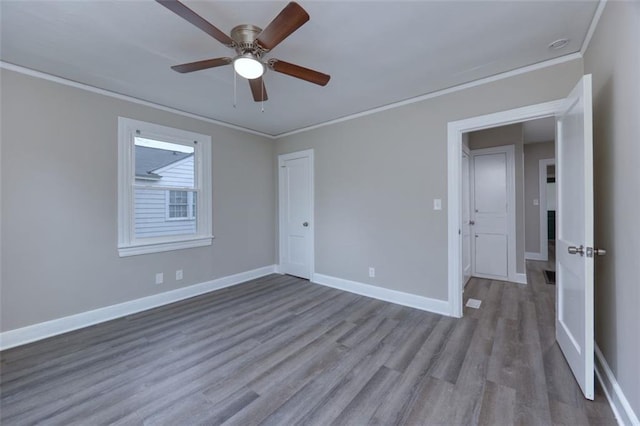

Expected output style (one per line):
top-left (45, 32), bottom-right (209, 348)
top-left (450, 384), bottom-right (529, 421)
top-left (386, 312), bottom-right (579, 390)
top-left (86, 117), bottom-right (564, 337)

top-left (231, 24), bottom-right (266, 56)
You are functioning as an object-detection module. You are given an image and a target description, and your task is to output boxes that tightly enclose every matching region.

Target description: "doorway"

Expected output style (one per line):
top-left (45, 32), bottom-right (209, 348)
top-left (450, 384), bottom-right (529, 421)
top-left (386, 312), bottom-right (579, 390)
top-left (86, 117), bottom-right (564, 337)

top-left (447, 100), bottom-right (564, 317)
top-left (448, 75), bottom-right (597, 400)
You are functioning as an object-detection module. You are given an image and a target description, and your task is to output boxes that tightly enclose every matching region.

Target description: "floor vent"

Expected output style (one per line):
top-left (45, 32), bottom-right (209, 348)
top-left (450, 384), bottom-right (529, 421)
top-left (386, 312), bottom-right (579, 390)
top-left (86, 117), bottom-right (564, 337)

top-left (543, 270), bottom-right (556, 285)
top-left (465, 298), bottom-right (482, 309)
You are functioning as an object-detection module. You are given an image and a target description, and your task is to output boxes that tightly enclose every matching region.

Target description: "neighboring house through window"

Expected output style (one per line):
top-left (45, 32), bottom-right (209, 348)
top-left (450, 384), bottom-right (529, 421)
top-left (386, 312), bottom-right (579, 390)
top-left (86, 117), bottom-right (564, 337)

top-left (167, 190), bottom-right (196, 220)
top-left (118, 117), bottom-right (212, 256)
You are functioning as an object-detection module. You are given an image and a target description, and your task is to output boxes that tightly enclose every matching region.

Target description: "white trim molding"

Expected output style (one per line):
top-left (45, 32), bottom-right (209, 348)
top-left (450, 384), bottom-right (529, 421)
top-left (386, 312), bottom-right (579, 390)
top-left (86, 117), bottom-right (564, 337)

top-left (0, 61), bottom-right (275, 139)
top-left (0, 265), bottom-right (277, 351)
top-left (581, 0), bottom-right (608, 56)
top-left (1, 52), bottom-right (583, 140)
top-left (525, 251), bottom-right (546, 261)
top-left (276, 53), bottom-right (581, 139)
top-left (514, 273), bottom-right (528, 285)
top-left (313, 273), bottom-right (451, 317)
top-left (448, 99), bottom-right (565, 318)
top-left (117, 117), bottom-right (213, 257)
top-left (595, 344), bottom-right (640, 426)
top-left (539, 158), bottom-right (556, 262)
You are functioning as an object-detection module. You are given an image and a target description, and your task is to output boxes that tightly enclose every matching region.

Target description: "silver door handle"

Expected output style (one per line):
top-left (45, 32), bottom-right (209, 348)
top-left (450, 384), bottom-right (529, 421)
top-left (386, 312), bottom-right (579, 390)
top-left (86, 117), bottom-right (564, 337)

top-left (568, 245), bottom-right (584, 256)
top-left (303, 222), bottom-right (309, 227)
top-left (586, 247), bottom-right (607, 257)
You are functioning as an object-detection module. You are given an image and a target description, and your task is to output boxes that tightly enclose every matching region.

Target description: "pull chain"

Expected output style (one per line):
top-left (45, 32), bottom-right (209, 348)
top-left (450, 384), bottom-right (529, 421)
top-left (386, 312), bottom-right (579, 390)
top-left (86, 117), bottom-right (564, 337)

top-left (233, 69), bottom-right (237, 108)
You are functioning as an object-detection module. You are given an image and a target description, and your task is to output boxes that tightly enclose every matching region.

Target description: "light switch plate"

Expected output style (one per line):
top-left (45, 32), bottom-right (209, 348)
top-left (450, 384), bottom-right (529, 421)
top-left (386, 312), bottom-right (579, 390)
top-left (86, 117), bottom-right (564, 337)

top-left (433, 199), bottom-right (442, 210)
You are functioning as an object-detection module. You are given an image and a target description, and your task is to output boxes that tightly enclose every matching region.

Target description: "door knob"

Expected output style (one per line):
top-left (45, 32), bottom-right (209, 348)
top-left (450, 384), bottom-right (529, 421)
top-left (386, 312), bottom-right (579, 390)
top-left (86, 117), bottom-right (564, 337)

top-left (469, 220), bottom-right (475, 225)
top-left (586, 247), bottom-right (607, 257)
top-left (302, 222), bottom-right (309, 227)
top-left (568, 245), bottom-right (584, 256)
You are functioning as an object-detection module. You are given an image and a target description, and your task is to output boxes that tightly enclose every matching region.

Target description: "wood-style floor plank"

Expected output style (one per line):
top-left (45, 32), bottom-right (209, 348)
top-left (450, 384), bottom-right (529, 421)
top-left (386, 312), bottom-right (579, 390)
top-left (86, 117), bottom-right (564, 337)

top-left (1, 256), bottom-right (617, 425)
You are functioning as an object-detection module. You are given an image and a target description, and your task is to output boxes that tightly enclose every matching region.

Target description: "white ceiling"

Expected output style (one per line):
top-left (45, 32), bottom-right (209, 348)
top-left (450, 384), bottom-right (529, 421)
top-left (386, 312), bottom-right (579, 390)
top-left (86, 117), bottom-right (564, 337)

top-left (0, 1), bottom-right (599, 136)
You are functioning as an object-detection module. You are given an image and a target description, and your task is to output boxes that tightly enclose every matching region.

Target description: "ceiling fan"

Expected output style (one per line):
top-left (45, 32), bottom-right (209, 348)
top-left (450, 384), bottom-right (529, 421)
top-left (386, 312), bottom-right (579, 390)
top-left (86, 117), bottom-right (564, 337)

top-left (157, 0), bottom-right (331, 102)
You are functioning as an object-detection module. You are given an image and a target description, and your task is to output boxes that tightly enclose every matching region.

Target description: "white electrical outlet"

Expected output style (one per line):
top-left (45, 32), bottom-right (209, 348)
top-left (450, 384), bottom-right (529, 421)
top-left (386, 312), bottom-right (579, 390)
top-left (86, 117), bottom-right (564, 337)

top-left (433, 199), bottom-right (442, 210)
top-left (176, 269), bottom-right (183, 280)
top-left (533, 198), bottom-right (539, 206)
top-left (369, 267), bottom-right (375, 278)
top-left (155, 272), bottom-right (163, 285)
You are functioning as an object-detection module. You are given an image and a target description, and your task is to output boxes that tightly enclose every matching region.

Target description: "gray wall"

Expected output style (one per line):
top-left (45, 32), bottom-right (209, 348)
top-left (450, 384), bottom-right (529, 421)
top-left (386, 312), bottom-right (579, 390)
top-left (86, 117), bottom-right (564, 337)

top-left (584, 0), bottom-right (640, 417)
top-left (468, 123), bottom-right (526, 275)
top-left (276, 59), bottom-right (583, 301)
top-left (0, 69), bottom-right (276, 332)
top-left (523, 141), bottom-right (555, 254)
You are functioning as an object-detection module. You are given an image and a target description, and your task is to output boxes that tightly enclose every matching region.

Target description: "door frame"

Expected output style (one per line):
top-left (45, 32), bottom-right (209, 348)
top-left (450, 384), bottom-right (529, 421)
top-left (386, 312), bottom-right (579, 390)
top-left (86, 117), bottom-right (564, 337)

top-left (447, 100), bottom-right (564, 317)
top-left (461, 145), bottom-right (472, 287)
top-left (278, 149), bottom-right (315, 280)
top-left (469, 145), bottom-right (517, 282)
top-left (538, 158), bottom-right (556, 261)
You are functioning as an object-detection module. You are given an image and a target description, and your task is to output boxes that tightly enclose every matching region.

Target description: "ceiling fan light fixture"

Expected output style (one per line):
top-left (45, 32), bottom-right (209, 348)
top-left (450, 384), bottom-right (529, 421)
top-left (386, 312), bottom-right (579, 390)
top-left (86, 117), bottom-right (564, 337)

top-left (233, 54), bottom-right (264, 79)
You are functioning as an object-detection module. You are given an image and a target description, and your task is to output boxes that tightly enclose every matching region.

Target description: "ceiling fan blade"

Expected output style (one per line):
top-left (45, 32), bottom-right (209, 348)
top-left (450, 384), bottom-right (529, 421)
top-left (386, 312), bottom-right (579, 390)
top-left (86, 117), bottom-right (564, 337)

top-left (269, 59), bottom-right (330, 86)
top-left (249, 77), bottom-right (268, 102)
top-left (156, 0), bottom-right (234, 47)
top-left (255, 2), bottom-right (309, 51)
top-left (171, 57), bottom-right (232, 73)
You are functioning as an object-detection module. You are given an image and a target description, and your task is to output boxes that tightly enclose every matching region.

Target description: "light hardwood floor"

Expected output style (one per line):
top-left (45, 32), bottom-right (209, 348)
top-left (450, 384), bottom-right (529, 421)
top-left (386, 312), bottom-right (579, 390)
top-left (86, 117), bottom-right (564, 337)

top-left (1, 259), bottom-right (615, 425)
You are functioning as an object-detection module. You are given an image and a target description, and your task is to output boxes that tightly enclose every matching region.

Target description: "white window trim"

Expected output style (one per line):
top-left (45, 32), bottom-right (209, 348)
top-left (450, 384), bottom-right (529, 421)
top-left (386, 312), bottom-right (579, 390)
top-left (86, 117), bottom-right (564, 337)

top-left (118, 117), bottom-right (213, 257)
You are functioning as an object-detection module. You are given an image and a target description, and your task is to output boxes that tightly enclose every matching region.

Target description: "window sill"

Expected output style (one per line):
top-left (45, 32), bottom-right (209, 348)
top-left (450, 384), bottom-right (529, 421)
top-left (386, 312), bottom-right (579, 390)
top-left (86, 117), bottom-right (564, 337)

top-left (118, 236), bottom-right (213, 257)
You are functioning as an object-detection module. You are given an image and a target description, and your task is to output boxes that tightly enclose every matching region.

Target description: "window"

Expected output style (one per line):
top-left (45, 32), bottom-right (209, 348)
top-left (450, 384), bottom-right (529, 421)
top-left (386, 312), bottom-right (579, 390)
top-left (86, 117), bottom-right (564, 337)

top-left (167, 190), bottom-right (196, 220)
top-left (118, 117), bottom-right (212, 256)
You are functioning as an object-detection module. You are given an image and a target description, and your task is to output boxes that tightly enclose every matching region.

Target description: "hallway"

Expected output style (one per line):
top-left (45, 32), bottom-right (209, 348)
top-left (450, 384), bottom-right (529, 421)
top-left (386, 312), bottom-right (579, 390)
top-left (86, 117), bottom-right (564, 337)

top-left (462, 242), bottom-right (615, 424)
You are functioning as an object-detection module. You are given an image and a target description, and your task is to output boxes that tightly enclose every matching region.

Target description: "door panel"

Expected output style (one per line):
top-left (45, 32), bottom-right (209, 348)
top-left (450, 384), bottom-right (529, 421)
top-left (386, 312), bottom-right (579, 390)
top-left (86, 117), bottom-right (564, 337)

top-left (474, 154), bottom-right (507, 213)
top-left (279, 152), bottom-right (313, 279)
top-left (475, 234), bottom-right (508, 276)
top-left (471, 150), bottom-right (511, 280)
top-left (555, 74), bottom-right (594, 400)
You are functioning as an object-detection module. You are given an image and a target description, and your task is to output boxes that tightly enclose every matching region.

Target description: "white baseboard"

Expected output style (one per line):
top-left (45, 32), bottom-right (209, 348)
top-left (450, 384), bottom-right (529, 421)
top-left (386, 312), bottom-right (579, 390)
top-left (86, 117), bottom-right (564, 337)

top-left (595, 344), bottom-right (640, 426)
top-left (0, 265), bottom-right (277, 351)
top-left (312, 273), bottom-right (451, 317)
top-left (513, 272), bottom-right (528, 284)
top-left (525, 251), bottom-right (547, 261)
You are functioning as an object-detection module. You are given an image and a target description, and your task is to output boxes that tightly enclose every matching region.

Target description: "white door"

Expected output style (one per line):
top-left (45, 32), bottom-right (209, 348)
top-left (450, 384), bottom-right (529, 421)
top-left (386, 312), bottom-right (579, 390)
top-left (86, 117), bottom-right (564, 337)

top-left (555, 75), bottom-right (597, 400)
top-left (470, 146), bottom-right (515, 280)
top-left (461, 150), bottom-right (472, 285)
top-left (279, 150), bottom-right (314, 279)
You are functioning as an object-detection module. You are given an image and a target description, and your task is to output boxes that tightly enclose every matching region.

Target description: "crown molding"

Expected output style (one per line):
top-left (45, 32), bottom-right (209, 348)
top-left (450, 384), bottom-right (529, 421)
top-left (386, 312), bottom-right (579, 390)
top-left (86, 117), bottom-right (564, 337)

top-left (581, 0), bottom-right (607, 56)
top-left (2, 51), bottom-right (584, 141)
top-left (275, 52), bottom-right (583, 139)
top-left (0, 61), bottom-right (276, 140)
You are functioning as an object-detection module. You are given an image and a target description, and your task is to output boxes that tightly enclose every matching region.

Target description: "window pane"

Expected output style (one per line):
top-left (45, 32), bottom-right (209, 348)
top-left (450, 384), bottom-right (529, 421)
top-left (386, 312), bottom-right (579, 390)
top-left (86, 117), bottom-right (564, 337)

top-left (134, 188), bottom-right (197, 238)
top-left (134, 137), bottom-right (195, 188)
